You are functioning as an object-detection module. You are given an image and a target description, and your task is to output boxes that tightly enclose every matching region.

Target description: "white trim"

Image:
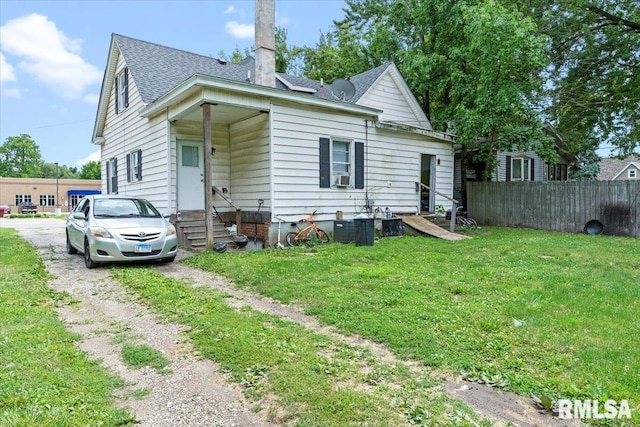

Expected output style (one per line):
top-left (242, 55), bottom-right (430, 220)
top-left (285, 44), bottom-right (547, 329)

top-left (611, 162), bottom-right (640, 180)
top-left (139, 74), bottom-right (381, 120)
top-left (376, 121), bottom-right (455, 143)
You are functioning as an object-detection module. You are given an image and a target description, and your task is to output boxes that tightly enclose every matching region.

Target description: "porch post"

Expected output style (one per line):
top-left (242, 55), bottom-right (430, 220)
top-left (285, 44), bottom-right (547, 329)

top-left (202, 103), bottom-right (215, 250)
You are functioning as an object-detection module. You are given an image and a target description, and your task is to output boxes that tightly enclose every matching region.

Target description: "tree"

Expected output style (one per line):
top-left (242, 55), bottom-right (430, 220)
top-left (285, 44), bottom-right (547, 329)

top-left (532, 0), bottom-right (640, 157)
top-left (0, 134), bottom-right (44, 177)
top-left (79, 161), bottom-right (101, 179)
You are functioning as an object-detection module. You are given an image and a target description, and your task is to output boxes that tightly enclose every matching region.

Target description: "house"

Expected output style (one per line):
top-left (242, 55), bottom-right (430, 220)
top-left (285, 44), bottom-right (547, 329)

top-left (91, 3), bottom-right (455, 248)
top-left (454, 123), bottom-right (576, 207)
top-left (0, 177), bottom-right (101, 213)
top-left (597, 155), bottom-right (640, 181)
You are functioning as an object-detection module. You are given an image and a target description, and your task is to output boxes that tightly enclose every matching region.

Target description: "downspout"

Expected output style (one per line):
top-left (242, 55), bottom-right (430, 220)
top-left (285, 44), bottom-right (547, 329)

top-left (165, 108), bottom-right (172, 214)
top-left (365, 119), bottom-right (369, 206)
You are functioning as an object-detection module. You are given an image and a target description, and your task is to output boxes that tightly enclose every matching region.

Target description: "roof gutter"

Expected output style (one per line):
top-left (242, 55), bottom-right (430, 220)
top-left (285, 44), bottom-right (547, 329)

top-left (377, 121), bottom-right (455, 143)
top-left (139, 74), bottom-right (382, 119)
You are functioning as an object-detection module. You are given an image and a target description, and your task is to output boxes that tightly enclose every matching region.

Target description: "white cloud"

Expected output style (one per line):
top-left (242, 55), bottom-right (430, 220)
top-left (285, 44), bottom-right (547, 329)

top-left (75, 149), bottom-right (101, 168)
top-left (224, 21), bottom-right (254, 38)
top-left (0, 13), bottom-right (102, 101)
top-left (0, 53), bottom-right (16, 82)
top-left (224, 5), bottom-right (245, 18)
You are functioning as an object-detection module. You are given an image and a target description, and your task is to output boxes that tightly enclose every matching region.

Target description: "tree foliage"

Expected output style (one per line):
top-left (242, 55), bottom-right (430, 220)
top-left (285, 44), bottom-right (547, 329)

top-left (530, 0), bottom-right (640, 157)
top-left (79, 161), bottom-right (101, 180)
top-left (0, 134), bottom-right (44, 177)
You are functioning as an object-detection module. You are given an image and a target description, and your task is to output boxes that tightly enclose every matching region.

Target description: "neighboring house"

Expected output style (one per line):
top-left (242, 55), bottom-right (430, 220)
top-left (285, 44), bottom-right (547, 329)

top-left (454, 124), bottom-right (576, 206)
top-left (597, 155), bottom-right (640, 181)
top-left (0, 177), bottom-right (101, 213)
top-left (92, 19), bottom-right (455, 246)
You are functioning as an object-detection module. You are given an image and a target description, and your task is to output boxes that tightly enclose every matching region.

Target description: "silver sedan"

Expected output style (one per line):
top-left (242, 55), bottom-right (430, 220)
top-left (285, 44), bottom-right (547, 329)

top-left (66, 195), bottom-right (178, 268)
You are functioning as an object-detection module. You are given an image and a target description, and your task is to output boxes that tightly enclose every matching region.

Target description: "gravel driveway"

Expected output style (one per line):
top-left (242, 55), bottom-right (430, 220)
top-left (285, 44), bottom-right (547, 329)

top-left (2, 218), bottom-right (575, 427)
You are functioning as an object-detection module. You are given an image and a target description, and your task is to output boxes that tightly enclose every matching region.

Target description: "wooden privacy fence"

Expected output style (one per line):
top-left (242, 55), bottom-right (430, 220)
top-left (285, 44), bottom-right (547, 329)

top-left (467, 181), bottom-right (640, 238)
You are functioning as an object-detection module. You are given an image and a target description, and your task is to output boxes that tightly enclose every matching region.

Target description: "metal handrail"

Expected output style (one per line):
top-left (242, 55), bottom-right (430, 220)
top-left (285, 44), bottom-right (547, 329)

top-left (415, 181), bottom-right (458, 232)
top-left (212, 186), bottom-right (238, 210)
top-left (415, 181), bottom-right (458, 204)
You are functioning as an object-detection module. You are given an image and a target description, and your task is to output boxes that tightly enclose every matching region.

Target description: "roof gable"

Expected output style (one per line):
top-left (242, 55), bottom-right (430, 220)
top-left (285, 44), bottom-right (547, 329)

top-left (354, 63), bottom-right (433, 130)
top-left (597, 155), bottom-right (640, 180)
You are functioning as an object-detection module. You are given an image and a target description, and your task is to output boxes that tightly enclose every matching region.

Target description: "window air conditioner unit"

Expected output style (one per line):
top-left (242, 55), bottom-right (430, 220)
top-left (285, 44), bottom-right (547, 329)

top-left (334, 174), bottom-right (351, 187)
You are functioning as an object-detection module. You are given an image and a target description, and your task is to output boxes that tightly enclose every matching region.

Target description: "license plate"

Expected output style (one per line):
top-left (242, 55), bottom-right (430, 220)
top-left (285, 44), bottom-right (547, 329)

top-left (135, 243), bottom-right (152, 253)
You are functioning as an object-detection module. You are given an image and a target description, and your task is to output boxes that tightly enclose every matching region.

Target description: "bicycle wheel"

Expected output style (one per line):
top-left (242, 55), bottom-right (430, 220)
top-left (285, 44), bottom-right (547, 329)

top-left (315, 228), bottom-right (330, 243)
top-left (466, 218), bottom-right (478, 229)
top-left (285, 232), bottom-right (299, 246)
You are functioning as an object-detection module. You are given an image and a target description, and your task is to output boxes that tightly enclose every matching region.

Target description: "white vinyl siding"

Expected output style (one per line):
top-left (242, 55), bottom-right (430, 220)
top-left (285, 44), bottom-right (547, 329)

top-left (101, 54), bottom-right (172, 211)
top-left (270, 103), bottom-right (453, 221)
top-left (357, 68), bottom-right (430, 129)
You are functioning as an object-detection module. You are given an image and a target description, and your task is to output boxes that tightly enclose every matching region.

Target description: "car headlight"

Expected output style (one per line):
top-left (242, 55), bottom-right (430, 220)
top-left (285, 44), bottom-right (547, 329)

top-left (90, 226), bottom-right (113, 238)
top-left (168, 223), bottom-right (176, 235)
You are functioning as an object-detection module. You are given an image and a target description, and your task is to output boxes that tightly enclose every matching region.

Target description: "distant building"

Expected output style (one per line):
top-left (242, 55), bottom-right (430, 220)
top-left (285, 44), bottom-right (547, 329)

top-left (597, 156), bottom-right (640, 181)
top-left (0, 177), bottom-right (101, 213)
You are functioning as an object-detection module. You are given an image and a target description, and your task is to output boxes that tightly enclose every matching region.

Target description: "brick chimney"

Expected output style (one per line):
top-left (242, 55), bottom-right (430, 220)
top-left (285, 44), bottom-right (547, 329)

top-left (254, 0), bottom-right (276, 88)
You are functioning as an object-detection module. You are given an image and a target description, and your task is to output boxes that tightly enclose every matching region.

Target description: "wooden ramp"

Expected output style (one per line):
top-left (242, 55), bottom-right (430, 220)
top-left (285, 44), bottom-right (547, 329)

top-left (401, 215), bottom-right (471, 241)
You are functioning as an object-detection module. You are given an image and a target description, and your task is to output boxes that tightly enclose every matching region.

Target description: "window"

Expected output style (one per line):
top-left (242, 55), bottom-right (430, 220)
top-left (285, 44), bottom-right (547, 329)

top-left (70, 195), bottom-right (84, 210)
top-left (546, 163), bottom-right (568, 181)
top-left (106, 157), bottom-right (118, 194)
top-left (127, 149), bottom-right (142, 182)
top-left (115, 68), bottom-right (129, 113)
top-left (319, 137), bottom-right (364, 189)
top-left (511, 157), bottom-right (530, 181)
top-left (181, 146), bottom-right (199, 167)
top-left (629, 169), bottom-right (637, 179)
top-left (15, 194), bottom-right (32, 205)
top-left (40, 195), bottom-right (55, 206)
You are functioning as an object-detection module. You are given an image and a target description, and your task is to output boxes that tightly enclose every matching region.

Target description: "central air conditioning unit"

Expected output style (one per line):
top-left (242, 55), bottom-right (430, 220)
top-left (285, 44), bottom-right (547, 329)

top-left (334, 174), bottom-right (351, 187)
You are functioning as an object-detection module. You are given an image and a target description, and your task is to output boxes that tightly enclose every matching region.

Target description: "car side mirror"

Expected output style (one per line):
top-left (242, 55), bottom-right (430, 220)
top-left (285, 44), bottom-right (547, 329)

top-left (72, 212), bottom-right (86, 220)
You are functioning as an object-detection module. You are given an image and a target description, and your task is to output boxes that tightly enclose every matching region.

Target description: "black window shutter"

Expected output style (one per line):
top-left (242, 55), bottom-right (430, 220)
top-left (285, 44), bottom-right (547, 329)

top-left (126, 153), bottom-right (131, 183)
top-left (114, 77), bottom-right (119, 114)
top-left (354, 141), bottom-right (364, 189)
top-left (530, 158), bottom-right (535, 181)
top-left (113, 158), bottom-right (118, 193)
top-left (319, 137), bottom-right (330, 188)
top-left (123, 68), bottom-right (129, 108)
top-left (505, 155), bottom-right (512, 181)
top-left (106, 160), bottom-right (111, 193)
top-left (137, 149), bottom-right (142, 180)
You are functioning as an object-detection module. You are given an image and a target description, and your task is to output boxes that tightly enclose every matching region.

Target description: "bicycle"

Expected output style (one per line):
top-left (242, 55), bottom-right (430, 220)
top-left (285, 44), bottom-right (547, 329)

top-left (456, 215), bottom-right (478, 230)
top-left (285, 210), bottom-right (330, 246)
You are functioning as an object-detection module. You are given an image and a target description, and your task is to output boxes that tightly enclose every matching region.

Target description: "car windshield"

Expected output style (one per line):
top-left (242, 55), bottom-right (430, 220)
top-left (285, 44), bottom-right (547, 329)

top-left (93, 198), bottom-right (161, 218)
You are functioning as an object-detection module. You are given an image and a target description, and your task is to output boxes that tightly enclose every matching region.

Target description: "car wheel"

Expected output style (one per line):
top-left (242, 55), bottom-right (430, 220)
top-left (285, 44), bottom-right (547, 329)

top-left (66, 232), bottom-right (78, 254)
top-left (84, 239), bottom-right (97, 269)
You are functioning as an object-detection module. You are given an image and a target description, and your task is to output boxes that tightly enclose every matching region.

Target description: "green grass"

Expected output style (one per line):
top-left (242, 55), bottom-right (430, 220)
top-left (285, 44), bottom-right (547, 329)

top-left (121, 343), bottom-right (170, 372)
top-left (0, 228), bottom-right (135, 427)
top-left (111, 267), bottom-right (484, 426)
top-left (183, 227), bottom-right (639, 424)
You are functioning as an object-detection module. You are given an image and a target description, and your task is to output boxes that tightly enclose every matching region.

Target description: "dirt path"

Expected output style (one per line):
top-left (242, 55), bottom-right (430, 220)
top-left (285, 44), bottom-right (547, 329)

top-left (3, 218), bottom-right (574, 427)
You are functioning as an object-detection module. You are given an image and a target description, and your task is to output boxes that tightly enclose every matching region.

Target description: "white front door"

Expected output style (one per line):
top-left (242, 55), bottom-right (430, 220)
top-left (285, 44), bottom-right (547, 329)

top-left (177, 140), bottom-right (204, 210)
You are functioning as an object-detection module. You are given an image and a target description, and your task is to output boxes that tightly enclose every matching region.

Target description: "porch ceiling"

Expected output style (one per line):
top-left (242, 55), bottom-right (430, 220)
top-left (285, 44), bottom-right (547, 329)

top-left (173, 103), bottom-right (263, 125)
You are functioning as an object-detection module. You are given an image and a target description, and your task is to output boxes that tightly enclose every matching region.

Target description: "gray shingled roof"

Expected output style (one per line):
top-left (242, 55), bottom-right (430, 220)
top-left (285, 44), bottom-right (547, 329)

top-left (597, 155), bottom-right (640, 180)
top-left (113, 34), bottom-right (389, 105)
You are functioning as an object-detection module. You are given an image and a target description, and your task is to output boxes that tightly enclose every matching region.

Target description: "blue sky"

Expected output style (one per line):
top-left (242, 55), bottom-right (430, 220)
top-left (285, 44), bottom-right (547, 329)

top-left (0, 0), bottom-right (347, 169)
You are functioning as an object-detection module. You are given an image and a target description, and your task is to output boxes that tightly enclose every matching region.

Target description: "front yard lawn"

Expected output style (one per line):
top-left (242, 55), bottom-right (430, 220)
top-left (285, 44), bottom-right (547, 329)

top-left (183, 227), bottom-right (639, 422)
